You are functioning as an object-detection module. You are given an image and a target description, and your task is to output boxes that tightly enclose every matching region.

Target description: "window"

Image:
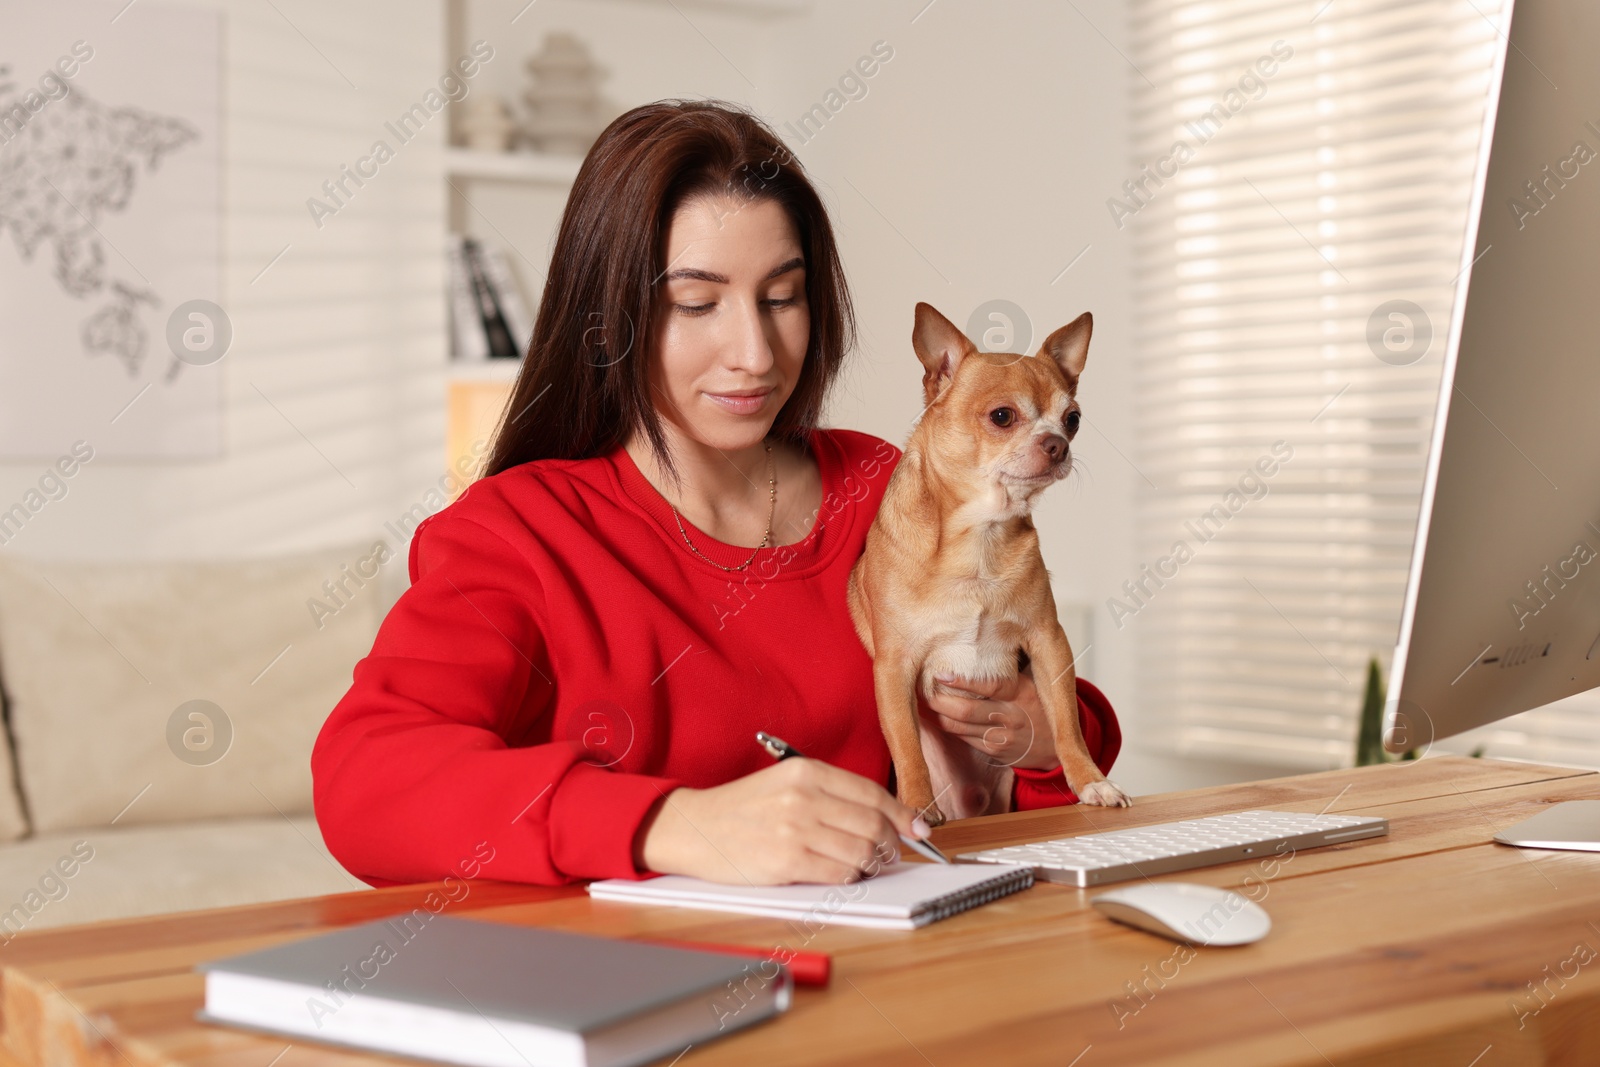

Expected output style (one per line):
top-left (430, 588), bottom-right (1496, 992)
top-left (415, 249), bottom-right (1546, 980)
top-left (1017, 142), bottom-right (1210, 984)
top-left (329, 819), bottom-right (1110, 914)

top-left (1125, 0), bottom-right (1521, 767)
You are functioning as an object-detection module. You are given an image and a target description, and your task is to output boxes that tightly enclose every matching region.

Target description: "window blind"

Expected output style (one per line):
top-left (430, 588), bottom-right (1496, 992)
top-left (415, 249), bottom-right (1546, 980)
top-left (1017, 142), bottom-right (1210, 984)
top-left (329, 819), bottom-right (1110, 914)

top-left (1119, 0), bottom-right (1568, 769)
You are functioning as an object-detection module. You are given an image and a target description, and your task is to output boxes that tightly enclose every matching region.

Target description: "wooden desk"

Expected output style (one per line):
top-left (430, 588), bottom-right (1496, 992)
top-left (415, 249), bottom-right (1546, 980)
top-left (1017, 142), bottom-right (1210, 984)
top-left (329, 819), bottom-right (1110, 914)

top-left (4, 757), bottom-right (1599, 1067)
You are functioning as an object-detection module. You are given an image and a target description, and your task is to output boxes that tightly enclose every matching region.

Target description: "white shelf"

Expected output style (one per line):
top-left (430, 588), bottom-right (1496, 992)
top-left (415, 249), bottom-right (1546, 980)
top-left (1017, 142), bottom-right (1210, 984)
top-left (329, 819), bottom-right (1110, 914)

top-left (630, 0), bottom-right (807, 12)
top-left (447, 359), bottom-right (523, 383)
top-left (444, 147), bottom-right (582, 185)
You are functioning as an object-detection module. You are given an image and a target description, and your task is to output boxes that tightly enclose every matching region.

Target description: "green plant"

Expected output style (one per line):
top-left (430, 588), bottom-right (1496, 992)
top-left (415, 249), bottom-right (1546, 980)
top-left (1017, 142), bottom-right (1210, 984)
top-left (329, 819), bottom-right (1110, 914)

top-left (1354, 655), bottom-right (1484, 764)
top-left (1354, 657), bottom-right (1390, 766)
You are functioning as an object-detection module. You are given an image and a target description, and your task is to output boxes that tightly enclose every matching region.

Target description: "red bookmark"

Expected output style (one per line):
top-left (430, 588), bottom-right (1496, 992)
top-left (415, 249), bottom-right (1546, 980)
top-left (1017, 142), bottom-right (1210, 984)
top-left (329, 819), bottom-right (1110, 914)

top-left (647, 938), bottom-right (831, 987)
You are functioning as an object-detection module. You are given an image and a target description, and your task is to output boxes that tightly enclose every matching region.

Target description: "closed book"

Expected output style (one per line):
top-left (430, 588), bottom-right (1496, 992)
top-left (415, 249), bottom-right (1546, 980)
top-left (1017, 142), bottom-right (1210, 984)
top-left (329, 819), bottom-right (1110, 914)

top-left (462, 237), bottom-right (519, 360)
top-left (446, 235), bottom-right (489, 362)
top-left (196, 916), bottom-right (790, 1067)
top-left (475, 243), bottom-right (535, 356)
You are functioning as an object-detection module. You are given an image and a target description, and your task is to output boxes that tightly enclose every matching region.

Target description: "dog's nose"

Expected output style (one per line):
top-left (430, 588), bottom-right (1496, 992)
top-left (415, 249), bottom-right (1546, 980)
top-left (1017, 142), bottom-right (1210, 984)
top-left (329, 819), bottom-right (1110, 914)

top-left (1039, 434), bottom-right (1069, 461)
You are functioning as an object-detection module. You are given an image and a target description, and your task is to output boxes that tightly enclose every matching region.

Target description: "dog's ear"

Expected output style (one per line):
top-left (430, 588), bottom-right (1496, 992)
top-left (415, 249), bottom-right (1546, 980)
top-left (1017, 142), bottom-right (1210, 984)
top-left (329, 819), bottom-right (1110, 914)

top-left (1039, 312), bottom-right (1092, 387)
top-left (912, 302), bottom-right (976, 404)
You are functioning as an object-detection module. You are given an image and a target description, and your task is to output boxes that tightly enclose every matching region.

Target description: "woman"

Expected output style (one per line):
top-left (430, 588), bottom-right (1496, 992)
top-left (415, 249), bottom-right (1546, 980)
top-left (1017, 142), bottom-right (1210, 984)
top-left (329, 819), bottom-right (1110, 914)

top-left (312, 99), bottom-right (1121, 888)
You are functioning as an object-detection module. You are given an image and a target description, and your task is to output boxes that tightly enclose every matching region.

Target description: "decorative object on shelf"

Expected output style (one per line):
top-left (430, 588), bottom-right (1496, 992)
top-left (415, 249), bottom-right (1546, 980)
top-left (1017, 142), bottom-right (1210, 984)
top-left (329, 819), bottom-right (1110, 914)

top-left (458, 93), bottom-right (516, 152)
top-left (442, 146), bottom-right (582, 184)
top-left (446, 235), bottom-right (534, 362)
top-left (519, 32), bottom-right (613, 156)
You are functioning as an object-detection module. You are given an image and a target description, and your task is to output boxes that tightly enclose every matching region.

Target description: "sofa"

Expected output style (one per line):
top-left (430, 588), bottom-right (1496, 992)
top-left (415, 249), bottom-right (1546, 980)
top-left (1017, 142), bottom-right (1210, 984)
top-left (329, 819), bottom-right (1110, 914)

top-left (0, 543), bottom-right (407, 935)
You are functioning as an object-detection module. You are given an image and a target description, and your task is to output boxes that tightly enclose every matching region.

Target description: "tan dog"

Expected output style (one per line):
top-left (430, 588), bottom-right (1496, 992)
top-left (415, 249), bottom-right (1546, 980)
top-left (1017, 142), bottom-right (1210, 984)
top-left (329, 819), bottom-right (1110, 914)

top-left (848, 303), bottom-right (1132, 825)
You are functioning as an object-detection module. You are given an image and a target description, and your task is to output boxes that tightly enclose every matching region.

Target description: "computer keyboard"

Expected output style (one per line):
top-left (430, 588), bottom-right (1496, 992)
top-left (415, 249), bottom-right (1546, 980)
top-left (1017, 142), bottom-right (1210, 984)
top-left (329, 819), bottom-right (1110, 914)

top-left (957, 809), bottom-right (1389, 887)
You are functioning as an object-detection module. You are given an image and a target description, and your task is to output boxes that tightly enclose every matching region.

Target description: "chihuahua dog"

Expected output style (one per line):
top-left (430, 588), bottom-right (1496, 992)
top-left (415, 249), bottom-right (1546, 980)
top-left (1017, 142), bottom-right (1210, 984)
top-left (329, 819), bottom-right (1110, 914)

top-left (848, 303), bottom-right (1132, 825)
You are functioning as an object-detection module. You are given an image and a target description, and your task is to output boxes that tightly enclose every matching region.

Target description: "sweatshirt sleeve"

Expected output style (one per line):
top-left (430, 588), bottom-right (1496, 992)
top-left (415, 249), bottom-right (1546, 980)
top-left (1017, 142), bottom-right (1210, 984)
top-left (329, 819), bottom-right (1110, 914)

top-left (1011, 677), bottom-right (1124, 811)
top-left (311, 511), bottom-right (681, 887)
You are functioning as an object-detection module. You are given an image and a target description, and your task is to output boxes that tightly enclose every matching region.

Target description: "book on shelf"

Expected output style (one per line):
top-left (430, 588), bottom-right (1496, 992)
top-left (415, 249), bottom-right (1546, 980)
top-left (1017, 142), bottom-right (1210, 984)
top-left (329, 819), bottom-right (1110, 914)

top-left (447, 235), bottom-right (534, 362)
top-left (197, 916), bottom-right (790, 1067)
top-left (475, 241), bottom-right (534, 355)
top-left (445, 235), bottom-right (487, 362)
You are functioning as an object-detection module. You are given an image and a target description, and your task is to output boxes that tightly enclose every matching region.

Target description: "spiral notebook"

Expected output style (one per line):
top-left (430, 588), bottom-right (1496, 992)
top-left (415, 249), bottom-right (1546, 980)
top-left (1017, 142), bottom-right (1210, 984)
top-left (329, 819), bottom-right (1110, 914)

top-left (588, 861), bottom-right (1033, 930)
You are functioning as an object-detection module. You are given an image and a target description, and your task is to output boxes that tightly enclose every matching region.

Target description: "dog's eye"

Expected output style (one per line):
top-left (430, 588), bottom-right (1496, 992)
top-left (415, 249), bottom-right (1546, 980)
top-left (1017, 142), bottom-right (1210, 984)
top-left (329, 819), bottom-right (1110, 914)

top-left (1064, 410), bottom-right (1081, 435)
top-left (990, 408), bottom-right (1015, 428)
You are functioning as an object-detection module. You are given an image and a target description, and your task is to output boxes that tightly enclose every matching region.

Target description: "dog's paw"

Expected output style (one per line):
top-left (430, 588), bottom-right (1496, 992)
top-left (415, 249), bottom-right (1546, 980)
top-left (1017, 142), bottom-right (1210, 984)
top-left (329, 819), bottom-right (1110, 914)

top-left (918, 804), bottom-right (947, 828)
top-left (1077, 779), bottom-right (1132, 807)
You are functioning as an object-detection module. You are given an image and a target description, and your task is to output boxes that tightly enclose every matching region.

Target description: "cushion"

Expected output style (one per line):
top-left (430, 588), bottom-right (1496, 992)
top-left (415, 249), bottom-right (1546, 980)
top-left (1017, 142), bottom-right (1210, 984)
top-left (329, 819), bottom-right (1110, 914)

top-left (0, 544), bottom-right (395, 833)
top-left (0, 816), bottom-right (365, 933)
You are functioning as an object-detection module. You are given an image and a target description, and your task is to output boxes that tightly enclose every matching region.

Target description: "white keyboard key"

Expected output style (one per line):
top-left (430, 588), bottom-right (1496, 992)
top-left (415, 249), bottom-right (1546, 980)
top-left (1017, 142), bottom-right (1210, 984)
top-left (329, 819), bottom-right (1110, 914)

top-left (957, 810), bottom-right (1389, 887)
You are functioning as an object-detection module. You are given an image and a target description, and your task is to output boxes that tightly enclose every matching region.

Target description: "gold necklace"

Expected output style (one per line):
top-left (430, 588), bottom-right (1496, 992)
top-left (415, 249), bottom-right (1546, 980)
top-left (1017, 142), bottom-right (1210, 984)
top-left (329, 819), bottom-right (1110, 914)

top-left (670, 440), bottom-right (777, 572)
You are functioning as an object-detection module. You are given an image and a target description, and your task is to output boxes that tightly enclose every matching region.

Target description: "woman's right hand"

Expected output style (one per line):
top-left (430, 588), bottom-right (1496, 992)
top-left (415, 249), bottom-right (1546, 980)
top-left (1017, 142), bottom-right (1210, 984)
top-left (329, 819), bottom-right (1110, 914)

top-left (636, 759), bottom-right (931, 885)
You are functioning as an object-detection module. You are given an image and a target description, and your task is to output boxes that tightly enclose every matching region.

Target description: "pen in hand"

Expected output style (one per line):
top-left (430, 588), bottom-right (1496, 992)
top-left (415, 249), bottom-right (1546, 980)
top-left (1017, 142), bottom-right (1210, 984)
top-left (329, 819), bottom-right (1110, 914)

top-left (754, 731), bottom-right (952, 865)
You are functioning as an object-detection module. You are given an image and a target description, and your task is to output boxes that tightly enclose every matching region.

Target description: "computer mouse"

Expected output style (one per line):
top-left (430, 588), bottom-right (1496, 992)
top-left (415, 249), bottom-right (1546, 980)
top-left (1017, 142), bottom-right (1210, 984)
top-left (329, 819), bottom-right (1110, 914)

top-left (1091, 881), bottom-right (1271, 946)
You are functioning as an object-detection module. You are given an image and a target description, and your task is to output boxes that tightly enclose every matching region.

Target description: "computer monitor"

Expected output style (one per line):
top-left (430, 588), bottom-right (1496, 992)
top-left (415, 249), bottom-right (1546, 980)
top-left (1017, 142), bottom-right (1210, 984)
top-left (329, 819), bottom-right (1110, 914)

top-left (1384, 0), bottom-right (1600, 769)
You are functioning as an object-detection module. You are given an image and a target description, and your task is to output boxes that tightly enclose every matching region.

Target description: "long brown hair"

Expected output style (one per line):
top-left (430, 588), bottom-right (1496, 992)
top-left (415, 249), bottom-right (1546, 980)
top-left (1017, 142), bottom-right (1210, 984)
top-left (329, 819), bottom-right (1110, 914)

top-left (481, 99), bottom-right (857, 484)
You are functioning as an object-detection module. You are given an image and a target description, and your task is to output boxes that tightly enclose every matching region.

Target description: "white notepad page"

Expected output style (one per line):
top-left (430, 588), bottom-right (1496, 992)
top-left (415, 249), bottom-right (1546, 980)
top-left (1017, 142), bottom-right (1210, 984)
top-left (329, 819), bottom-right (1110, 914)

top-left (587, 861), bottom-right (1033, 930)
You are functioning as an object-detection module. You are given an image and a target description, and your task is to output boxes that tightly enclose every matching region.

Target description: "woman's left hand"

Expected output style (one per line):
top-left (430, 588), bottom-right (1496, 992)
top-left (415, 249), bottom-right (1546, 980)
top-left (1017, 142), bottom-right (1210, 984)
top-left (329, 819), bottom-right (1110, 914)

top-left (921, 666), bottom-right (1061, 770)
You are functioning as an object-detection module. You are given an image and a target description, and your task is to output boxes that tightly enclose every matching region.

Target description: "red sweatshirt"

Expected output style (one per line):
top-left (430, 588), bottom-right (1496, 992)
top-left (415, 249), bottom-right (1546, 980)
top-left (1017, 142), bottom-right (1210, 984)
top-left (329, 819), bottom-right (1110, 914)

top-left (312, 427), bottom-right (1121, 887)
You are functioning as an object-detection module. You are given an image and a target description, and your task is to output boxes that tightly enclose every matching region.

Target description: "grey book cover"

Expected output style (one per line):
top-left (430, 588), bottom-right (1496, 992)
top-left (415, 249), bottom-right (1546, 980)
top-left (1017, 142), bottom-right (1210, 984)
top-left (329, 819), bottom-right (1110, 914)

top-left (198, 914), bottom-right (772, 1034)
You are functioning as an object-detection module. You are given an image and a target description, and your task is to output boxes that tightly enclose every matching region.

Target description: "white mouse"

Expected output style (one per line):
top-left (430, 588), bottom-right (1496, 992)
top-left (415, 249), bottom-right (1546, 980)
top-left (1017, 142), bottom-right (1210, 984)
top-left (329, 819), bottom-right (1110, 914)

top-left (1091, 881), bottom-right (1271, 946)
